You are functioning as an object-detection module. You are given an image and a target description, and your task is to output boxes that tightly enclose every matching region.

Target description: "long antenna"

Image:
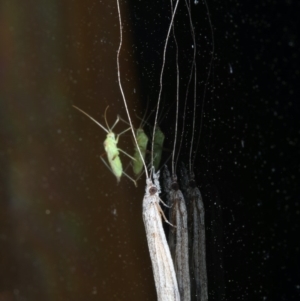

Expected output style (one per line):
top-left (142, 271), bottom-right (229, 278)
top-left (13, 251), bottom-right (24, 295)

top-left (170, 0), bottom-right (180, 178)
top-left (116, 0), bottom-right (149, 179)
top-left (186, 0), bottom-right (198, 174)
top-left (175, 0), bottom-right (197, 173)
top-left (151, 0), bottom-right (180, 169)
top-left (73, 105), bottom-right (109, 134)
top-left (191, 0), bottom-right (215, 170)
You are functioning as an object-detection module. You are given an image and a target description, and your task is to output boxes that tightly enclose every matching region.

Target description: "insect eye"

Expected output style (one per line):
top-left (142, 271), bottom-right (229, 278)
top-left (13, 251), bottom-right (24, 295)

top-left (149, 186), bottom-right (157, 195)
top-left (171, 182), bottom-right (179, 191)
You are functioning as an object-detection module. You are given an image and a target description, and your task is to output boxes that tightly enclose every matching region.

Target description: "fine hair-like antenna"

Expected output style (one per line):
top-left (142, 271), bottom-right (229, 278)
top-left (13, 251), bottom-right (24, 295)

top-left (175, 0), bottom-right (197, 175)
top-left (151, 0), bottom-right (180, 170)
top-left (116, 0), bottom-right (149, 179)
top-left (170, 0), bottom-right (180, 178)
top-left (190, 0), bottom-right (215, 172)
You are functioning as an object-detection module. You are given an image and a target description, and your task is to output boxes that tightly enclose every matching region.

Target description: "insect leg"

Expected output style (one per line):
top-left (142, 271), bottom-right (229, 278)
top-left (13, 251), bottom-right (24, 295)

top-left (155, 202), bottom-right (176, 227)
top-left (110, 116), bottom-right (120, 131)
top-left (159, 197), bottom-right (171, 209)
top-left (118, 148), bottom-right (136, 161)
top-left (121, 171), bottom-right (138, 187)
top-left (116, 126), bottom-right (132, 140)
top-left (100, 157), bottom-right (137, 186)
top-left (100, 157), bottom-right (120, 182)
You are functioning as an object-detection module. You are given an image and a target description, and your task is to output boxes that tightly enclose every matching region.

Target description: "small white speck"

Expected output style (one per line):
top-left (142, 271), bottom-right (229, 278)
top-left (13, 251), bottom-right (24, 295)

top-left (57, 129), bottom-right (62, 134)
top-left (45, 209), bottom-right (51, 215)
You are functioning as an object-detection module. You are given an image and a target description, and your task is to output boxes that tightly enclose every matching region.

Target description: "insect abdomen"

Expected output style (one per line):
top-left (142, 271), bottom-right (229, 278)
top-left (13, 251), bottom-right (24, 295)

top-left (104, 134), bottom-right (122, 181)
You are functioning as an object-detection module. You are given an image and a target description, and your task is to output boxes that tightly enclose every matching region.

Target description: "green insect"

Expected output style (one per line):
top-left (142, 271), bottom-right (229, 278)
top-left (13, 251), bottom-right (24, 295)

top-left (152, 126), bottom-right (165, 171)
top-left (73, 105), bottom-right (136, 184)
top-left (134, 112), bottom-right (165, 172)
top-left (133, 127), bottom-right (149, 175)
top-left (118, 112), bottom-right (150, 177)
top-left (150, 102), bottom-right (173, 171)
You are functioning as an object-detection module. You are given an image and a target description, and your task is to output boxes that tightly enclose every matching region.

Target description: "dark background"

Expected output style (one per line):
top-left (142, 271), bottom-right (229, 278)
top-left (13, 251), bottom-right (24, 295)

top-left (0, 0), bottom-right (299, 300)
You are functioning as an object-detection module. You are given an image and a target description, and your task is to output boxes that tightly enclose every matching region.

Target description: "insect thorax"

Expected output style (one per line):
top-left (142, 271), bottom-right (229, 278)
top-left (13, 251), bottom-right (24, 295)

top-left (104, 133), bottom-right (118, 150)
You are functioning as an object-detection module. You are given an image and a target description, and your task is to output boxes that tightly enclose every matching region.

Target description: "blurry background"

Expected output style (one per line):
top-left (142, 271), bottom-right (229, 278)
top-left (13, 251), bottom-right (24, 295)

top-left (0, 0), bottom-right (299, 300)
